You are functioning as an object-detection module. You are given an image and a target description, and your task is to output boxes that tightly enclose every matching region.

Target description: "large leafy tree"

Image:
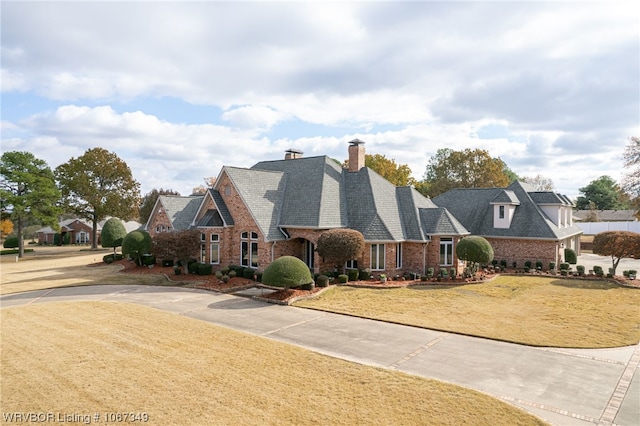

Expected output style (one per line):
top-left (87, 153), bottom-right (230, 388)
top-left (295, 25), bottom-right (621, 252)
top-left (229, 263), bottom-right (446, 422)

top-left (592, 231), bottom-right (640, 275)
top-left (55, 148), bottom-right (140, 249)
top-left (575, 176), bottom-right (629, 210)
top-left (0, 151), bottom-right (62, 257)
top-left (344, 154), bottom-right (417, 187)
top-left (139, 188), bottom-right (180, 225)
top-left (316, 228), bottom-right (365, 273)
top-left (419, 148), bottom-right (510, 197)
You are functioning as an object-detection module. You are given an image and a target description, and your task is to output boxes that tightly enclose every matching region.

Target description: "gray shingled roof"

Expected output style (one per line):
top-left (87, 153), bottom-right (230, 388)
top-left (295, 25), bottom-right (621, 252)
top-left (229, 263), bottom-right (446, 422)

top-left (209, 189), bottom-right (234, 225)
top-left (158, 195), bottom-right (203, 230)
top-left (529, 192), bottom-right (570, 205)
top-left (491, 190), bottom-right (520, 205)
top-left (224, 166), bottom-right (287, 241)
top-left (238, 155), bottom-right (468, 242)
top-left (433, 181), bottom-right (583, 240)
top-left (420, 208), bottom-right (470, 236)
top-left (252, 156), bottom-right (347, 229)
top-left (344, 168), bottom-right (405, 240)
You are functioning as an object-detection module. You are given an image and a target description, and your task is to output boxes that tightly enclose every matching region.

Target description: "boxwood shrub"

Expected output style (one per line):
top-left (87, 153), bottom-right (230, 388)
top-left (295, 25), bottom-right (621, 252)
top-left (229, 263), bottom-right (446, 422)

top-left (316, 275), bottom-right (330, 287)
top-left (198, 263), bottom-right (213, 276)
top-left (347, 269), bottom-right (359, 282)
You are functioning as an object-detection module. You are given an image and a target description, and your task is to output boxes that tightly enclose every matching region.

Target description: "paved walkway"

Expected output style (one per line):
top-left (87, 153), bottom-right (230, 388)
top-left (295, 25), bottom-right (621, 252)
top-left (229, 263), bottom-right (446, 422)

top-left (1, 285), bottom-right (638, 426)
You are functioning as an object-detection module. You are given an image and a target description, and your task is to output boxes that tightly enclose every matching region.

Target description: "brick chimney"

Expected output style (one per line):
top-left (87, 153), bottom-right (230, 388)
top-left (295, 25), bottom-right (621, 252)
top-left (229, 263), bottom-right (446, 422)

top-left (284, 148), bottom-right (303, 160)
top-left (348, 139), bottom-right (365, 172)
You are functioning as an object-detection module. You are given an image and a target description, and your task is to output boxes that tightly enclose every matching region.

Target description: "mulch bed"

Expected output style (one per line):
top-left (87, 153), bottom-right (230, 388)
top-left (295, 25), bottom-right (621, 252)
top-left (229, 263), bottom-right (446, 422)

top-left (102, 259), bottom-right (639, 304)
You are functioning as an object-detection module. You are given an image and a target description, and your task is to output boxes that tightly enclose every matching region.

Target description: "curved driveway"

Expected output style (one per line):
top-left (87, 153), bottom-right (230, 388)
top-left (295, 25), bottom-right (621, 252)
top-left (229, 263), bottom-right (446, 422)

top-left (1, 285), bottom-right (638, 426)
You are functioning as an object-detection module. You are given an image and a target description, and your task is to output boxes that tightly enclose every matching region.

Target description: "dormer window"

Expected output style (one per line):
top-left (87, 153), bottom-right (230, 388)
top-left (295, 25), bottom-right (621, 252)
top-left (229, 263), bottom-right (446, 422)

top-left (491, 190), bottom-right (520, 229)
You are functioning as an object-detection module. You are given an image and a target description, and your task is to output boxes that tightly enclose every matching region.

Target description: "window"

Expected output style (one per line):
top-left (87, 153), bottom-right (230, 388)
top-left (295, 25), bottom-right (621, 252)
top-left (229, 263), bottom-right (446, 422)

top-left (396, 243), bottom-right (403, 269)
top-left (370, 244), bottom-right (385, 270)
top-left (439, 238), bottom-right (453, 266)
top-left (241, 231), bottom-right (258, 268)
top-left (346, 259), bottom-right (358, 270)
top-left (210, 234), bottom-right (219, 264)
top-left (499, 205), bottom-right (505, 219)
top-left (200, 243), bottom-right (206, 263)
top-left (200, 233), bottom-right (206, 242)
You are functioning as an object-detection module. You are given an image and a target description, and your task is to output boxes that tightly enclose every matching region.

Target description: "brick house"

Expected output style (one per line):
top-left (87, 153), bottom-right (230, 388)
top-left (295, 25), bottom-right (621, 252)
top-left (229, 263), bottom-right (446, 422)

top-left (433, 181), bottom-right (583, 268)
top-left (146, 140), bottom-right (470, 276)
top-left (37, 218), bottom-right (94, 245)
top-left (146, 140), bottom-right (581, 275)
top-left (37, 217), bottom-right (141, 245)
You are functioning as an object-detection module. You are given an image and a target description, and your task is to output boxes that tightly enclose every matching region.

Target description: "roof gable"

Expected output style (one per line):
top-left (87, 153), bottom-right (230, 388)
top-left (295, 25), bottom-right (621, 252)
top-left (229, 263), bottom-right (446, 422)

top-left (157, 195), bottom-right (204, 230)
top-left (223, 166), bottom-right (287, 240)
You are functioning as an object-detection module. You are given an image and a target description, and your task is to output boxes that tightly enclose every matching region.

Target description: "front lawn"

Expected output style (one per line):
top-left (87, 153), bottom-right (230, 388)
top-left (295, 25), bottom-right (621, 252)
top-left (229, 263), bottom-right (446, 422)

top-left (294, 276), bottom-right (640, 348)
top-left (0, 302), bottom-right (545, 426)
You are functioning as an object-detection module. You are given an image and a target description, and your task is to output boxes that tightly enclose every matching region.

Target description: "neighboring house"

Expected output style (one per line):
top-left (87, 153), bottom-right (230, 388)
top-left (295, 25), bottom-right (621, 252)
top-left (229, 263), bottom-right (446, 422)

top-left (37, 217), bottom-right (141, 245)
top-left (573, 210), bottom-right (638, 222)
top-left (433, 181), bottom-right (583, 267)
top-left (37, 218), bottom-right (94, 245)
top-left (146, 140), bottom-right (469, 276)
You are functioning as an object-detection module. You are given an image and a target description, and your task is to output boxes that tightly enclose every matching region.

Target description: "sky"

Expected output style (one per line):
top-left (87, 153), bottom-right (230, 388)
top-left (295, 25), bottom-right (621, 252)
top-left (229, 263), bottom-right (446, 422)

top-left (1, 1), bottom-right (638, 201)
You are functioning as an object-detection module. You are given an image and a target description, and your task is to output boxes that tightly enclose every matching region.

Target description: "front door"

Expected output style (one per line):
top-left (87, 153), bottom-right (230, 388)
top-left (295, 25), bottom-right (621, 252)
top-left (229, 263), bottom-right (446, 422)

top-left (304, 240), bottom-right (315, 270)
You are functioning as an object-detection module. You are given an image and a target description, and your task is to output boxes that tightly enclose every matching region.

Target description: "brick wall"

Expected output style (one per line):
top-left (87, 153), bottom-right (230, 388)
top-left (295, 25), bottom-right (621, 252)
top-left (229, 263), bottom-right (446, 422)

top-left (487, 238), bottom-right (559, 269)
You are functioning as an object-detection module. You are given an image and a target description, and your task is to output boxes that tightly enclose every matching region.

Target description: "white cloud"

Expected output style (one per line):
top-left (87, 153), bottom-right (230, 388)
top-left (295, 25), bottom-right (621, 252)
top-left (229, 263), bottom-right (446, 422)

top-left (1, 2), bottom-right (637, 202)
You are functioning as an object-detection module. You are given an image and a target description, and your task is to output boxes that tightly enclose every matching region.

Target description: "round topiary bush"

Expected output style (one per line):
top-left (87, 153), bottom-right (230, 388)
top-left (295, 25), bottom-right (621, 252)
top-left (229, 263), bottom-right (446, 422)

top-left (3, 236), bottom-right (19, 249)
top-left (262, 256), bottom-right (313, 289)
top-left (122, 230), bottom-right (152, 266)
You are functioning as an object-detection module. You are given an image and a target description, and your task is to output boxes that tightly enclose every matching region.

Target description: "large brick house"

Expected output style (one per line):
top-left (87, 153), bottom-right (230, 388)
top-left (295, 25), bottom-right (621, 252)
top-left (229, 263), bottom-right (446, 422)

top-left (146, 140), bottom-right (581, 275)
top-left (146, 140), bottom-right (470, 276)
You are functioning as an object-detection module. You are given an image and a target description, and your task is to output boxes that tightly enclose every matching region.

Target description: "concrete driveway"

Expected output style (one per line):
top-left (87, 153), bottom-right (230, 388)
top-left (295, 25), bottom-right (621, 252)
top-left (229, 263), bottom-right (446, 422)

top-left (1, 285), bottom-right (638, 426)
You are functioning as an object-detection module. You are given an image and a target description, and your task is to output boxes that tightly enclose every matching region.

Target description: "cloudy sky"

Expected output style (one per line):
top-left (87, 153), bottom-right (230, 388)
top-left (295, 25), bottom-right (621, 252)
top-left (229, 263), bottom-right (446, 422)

top-left (2, 1), bottom-right (638, 200)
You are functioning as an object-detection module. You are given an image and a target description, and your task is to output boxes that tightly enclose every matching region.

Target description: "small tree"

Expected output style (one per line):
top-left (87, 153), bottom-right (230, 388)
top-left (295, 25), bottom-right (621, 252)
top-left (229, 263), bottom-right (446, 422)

top-left (101, 218), bottom-right (127, 254)
top-left (456, 236), bottom-right (494, 275)
top-left (122, 230), bottom-right (152, 266)
top-left (316, 228), bottom-right (365, 273)
top-left (151, 229), bottom-right (200, 273)
top-left (592, 231), bottom-right (640, 275)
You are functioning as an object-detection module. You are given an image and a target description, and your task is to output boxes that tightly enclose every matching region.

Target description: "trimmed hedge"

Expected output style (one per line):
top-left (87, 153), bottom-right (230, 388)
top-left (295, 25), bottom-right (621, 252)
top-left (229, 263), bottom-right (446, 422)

top-left (347, 269), bottom-right (359, 282)
top-left (564, 248), bottom-right (577, 264)
top-left (3, 236), bottom-right (19, 249)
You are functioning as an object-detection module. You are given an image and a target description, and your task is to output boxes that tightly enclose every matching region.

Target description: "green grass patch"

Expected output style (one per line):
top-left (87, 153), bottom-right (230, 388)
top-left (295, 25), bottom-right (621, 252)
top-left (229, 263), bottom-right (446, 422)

top-left (295, 276), bottom-right (640, 348)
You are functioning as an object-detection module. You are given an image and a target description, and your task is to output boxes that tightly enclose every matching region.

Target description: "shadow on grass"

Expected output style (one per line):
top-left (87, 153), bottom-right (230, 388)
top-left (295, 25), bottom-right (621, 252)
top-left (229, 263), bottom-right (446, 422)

top-left (548, 278), bottom-right (624, 290)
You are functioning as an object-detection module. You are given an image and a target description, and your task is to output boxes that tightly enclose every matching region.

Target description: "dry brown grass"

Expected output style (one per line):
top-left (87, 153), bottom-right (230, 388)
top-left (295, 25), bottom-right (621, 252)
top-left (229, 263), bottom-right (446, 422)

top-left (0, 251), bottom-right (172, 295)
top-left (295, 276), bottom-right (640, 348)
top-left (0, 302), bottom-right (545, 426)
